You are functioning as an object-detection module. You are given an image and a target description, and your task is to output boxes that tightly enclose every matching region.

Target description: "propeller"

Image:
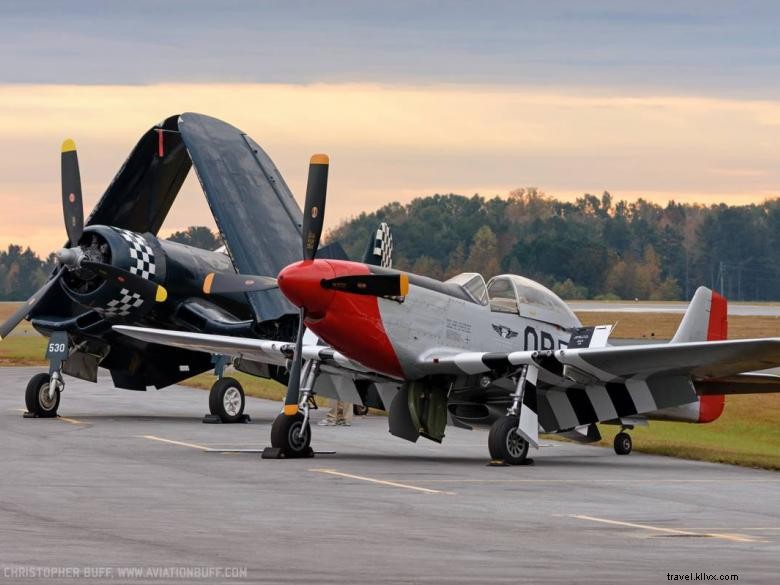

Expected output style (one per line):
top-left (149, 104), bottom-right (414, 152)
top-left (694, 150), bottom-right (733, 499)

top-left (0, 139), bottom-right (167, 341)
top-left (61, 139), bottom-right (84, 246)
top-left (80, 262), bottom-right (168, 303)
top-left (202, 272), bottom-right (277, 295)
top-left (0, 268), bottom-right (65, 340)
top-left (321, 273), bottom-right (408, 297)
top-left (282, 154), bottom-right (331, 415)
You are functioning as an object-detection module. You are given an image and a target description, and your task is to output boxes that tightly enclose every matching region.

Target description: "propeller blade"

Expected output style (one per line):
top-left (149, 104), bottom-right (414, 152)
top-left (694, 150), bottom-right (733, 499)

top-left (80, 262), bottom-right (168, 303)
top-left (0, 268), bottom-right (65, 340)
top-left (61, 139), bottom-right (84, 246)
top-left (302, 154), bottom-right (329, 261)
top-left (282, 309), bottom-right (306, 415)
top-left (202, 272), bottom-right (278, 295)
top-left (321, 273), bottom-right (409, 298)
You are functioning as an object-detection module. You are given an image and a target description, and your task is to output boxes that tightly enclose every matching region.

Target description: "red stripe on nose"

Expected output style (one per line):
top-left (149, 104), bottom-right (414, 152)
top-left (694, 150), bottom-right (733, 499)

top-left (278, 259), bottom-right (404, 378)
top-left (277, 260), bottom-right (335, 318)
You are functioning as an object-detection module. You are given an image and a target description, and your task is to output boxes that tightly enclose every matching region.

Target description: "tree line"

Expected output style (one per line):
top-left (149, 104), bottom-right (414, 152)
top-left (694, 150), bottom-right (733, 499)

top-left (329, 190), bottom-right (780, 302)
top-left (3, 193), bottom-right (780, 301)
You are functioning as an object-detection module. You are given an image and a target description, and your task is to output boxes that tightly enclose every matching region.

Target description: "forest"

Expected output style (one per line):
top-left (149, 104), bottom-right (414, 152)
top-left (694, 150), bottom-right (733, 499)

top-left (3, 192), bottom-right (780, 302)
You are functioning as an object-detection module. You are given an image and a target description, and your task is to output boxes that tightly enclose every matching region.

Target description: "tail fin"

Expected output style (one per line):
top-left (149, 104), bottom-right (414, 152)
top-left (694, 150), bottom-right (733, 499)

top-left (363, 222), bottom-right (393, 268)
top-left (671, 286), bottom-right (728, 344)
top-left (671, 286), bottom-right (727, 422)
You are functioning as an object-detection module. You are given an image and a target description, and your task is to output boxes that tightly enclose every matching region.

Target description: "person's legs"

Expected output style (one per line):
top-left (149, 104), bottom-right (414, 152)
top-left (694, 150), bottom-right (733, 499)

top-left (318, 399), bottom-right (339, 425)
top-left (337, 401), bottom-right (353, 425)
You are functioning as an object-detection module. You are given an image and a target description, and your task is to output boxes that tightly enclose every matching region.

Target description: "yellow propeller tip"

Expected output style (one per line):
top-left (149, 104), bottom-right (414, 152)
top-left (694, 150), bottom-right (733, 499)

top-left (310, 153), bottom-right (329, 165)
top-left (203, 273), bottom-right (215, 294)
top-left (61, 138), bottom-right (76, 153)
top-left (155, 286), bottom-right (168, 303)
top-left (283, 404), bottom-right (299, 416)
top-left (400, 273), bottom-right (410, 296)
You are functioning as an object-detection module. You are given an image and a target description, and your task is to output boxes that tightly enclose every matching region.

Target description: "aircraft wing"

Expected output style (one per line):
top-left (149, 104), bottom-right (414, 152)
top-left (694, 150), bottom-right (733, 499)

top-left (115, 325), bottom-right (293, 366)
top-left (178, 113), bottom-right (302, 322)
top-left (427, 338), bottom-right (780, 384)
top-left (113, 325), bottom-right (397, 408)
top-left (113, 325), bottom-right (368, 372)
top-left (86, 114), bottom-right (191, 236)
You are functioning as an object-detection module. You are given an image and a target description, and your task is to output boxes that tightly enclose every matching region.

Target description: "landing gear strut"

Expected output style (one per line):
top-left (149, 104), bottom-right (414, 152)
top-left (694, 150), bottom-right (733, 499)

top-left (268, 361), bottom-right (318, 458)
top-left (25, 331), bottom-right (68, 418)
top-left (487, 365), bottom-right (538, 465)
top-left (613, 430), bottom-right (632, 455)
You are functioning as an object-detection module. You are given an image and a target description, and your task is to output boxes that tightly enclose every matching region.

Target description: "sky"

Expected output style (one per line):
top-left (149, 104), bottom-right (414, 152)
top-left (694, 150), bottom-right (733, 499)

top-left (1, 1), bottom-right (780, 255)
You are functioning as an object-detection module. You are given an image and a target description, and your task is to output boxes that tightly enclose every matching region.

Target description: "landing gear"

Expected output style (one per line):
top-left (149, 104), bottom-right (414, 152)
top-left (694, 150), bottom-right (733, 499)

top-left (488, 415), bottom-right (529, 465)
top-left (266, 360), bottom-right (319, 459)
top-left (24, 331), bottom-right (68, 418)
top-left (208, 377), bottom-right (245, 423)
top-left (614, 431), bottom-right (632, 455)
top-left (270, 411), bottom-right (312, 458)
top-left (25, 372), bottom-right (60, 417)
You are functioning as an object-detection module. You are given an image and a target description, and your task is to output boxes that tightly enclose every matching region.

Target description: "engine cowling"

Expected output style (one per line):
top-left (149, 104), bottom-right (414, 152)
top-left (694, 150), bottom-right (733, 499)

top-left (60, 225), bottom-right (165, 321)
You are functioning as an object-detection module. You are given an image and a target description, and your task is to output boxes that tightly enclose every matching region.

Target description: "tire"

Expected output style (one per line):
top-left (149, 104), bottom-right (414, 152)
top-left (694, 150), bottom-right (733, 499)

top-left (208, 377), bottom-right (245, 423)
top-left (270, 412), bottom-right (312, 458)
top-left (488, 415), bottom-right (529, 465)
top-left (25, 372), bottom-right (59, 417)
top-left (614, 432), bottom-right (632, 455)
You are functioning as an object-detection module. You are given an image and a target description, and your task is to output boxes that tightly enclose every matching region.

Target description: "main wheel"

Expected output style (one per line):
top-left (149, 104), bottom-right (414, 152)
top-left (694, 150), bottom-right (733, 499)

top-left (208, 377), bottom-right (245, 423)
top-left (25, 373), bottom-right (59, 418)
top-left (614, 431), bottom-right (632, 455)
top-left (488, 415), bottom-right (529, 465)
top-left (270, 412), bottom-right (312, 458)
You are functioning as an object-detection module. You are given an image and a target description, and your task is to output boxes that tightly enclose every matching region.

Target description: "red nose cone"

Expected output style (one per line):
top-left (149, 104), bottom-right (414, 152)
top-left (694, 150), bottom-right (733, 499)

top-left (277, 260), bottom-right (335, 318)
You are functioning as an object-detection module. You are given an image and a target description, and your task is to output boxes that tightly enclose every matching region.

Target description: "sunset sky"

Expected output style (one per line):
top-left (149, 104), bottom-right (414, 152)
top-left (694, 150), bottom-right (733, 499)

top-left (2, 1), bottom-right (780, 255)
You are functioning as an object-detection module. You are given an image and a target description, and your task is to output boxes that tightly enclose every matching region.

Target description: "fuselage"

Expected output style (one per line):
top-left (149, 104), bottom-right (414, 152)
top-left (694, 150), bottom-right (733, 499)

top-left (277, 259), bottom-right (579, 380)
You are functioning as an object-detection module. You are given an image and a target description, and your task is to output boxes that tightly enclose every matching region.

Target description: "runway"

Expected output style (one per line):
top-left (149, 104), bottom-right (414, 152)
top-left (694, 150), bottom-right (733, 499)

top-left (1, 367), bottom-right (778, 584)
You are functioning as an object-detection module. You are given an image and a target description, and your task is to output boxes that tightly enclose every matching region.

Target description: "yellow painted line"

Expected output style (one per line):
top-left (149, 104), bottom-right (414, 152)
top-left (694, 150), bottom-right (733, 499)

top-left (569, 514), bottom-right (759, 543)
top-left (11, 409), bottom-right (85, 425)
top-left (140, 435), bottom-right (212, 451)
top-left (310, 468), bottom-right (455, 495)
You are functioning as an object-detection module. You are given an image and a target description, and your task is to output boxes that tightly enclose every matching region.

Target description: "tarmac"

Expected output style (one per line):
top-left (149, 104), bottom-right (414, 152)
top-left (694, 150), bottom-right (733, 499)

top-left (0, 366), bottom-right (778, 584)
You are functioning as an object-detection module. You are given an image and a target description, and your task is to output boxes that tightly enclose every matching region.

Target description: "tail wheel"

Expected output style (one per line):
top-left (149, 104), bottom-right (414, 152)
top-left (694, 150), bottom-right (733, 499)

top-left (25, 373), bottom-right (59, 417)
top-left (614, 432), bottom-right (632, 455)
top-left (208, 377), bottom-right (245, 423)
top-left (488, 415), bottom-right (529, 465)
top-left (270, 412), bottom-right (312, 458)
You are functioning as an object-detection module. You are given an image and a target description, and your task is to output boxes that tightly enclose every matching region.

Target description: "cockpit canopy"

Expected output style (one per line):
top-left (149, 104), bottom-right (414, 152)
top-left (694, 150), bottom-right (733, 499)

top-left (486, 274), bottom-right (580, 329)
top-left (444, 272), bottom-right (489, 305)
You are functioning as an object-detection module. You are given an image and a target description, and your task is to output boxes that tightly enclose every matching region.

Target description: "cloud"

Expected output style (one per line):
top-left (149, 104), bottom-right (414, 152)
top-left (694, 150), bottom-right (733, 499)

top-left (0, 83), bottom-right (779, 254)
top-left (2, 1), bottom-right (780, 97)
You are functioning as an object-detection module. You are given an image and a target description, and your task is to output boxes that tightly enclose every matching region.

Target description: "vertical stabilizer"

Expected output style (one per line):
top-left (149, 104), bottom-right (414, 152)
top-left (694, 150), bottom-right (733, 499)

top-left (363, 222), bottom-right (393, 268)
top-left (671, 286), bottom-right (728, 344)
top-left (670, 286), bottom-right (727, 421)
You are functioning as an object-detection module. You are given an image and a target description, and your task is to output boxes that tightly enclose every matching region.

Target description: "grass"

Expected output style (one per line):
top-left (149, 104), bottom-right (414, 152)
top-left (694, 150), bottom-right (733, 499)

top-left (576, 311), bottom-right (780, 340)
top-left (2, 301), bottom-right (779, 469)
top-left (592, 393), bottom-right (780, 470)
top-left (0, 334), bottom-right (47, 366)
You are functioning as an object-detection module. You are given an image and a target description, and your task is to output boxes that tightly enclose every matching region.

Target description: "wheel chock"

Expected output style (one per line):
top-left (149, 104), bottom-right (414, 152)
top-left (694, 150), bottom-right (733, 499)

top-left (202, 413), bottom-right (251, 424)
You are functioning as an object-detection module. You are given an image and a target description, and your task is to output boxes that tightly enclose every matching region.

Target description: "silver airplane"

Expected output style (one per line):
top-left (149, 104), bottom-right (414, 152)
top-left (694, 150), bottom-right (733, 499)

top-left (116, 154), bottom-right (780, 464)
